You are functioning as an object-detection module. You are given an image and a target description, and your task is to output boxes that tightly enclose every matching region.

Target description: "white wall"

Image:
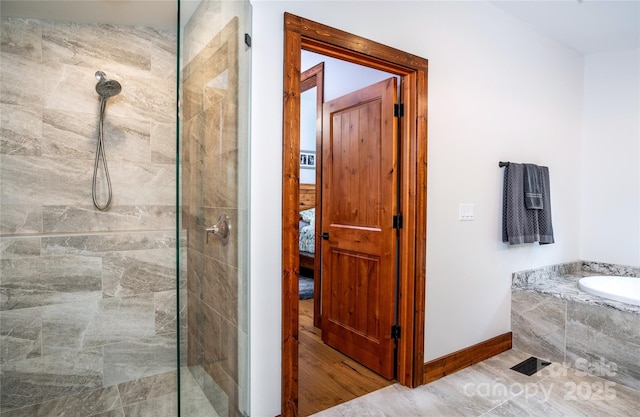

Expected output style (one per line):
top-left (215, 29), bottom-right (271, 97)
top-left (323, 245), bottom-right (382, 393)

top-left (302, 51), bottom-right (396, 102)
top-left (250, 1), bottom-right (585, 415)
top-left (300, 86), bottom-right (317, 183)
top-left (299, 51), bottom-right (397, 184)
top-left (581, 50), bottom-right (640, 266)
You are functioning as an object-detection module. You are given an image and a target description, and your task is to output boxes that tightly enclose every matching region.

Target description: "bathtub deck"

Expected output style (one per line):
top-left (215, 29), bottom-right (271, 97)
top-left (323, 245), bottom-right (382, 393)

top-left (514, 272), bottom-right (640, 314)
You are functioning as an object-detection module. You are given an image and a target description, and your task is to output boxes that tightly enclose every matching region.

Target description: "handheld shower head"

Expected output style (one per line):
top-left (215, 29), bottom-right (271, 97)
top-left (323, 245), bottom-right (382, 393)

top-left (95, 71), bottom-right (121, 99)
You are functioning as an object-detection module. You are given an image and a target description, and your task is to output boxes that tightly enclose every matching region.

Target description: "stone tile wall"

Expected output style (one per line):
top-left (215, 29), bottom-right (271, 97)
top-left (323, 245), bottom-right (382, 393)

top-left (0, 17), bottom-right (180, 413)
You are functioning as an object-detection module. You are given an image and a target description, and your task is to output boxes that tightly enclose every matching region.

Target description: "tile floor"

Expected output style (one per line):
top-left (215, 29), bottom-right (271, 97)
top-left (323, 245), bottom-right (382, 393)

top-left (310, 348), bottom-right (640, 417)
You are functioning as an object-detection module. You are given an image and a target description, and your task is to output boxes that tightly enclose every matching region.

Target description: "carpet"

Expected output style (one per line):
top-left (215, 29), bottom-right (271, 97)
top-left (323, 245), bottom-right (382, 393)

top-left (299, 275), bottom-right (314, 300)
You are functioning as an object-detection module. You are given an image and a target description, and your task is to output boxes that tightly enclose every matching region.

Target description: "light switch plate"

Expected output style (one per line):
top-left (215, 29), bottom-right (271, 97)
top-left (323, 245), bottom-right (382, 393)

top-left (459, 203), bottom-right (474, 221)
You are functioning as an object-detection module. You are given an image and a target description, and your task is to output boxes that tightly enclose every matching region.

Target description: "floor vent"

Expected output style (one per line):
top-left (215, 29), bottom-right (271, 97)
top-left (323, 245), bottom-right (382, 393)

top-left (510, 356), bottom-right (551, 376)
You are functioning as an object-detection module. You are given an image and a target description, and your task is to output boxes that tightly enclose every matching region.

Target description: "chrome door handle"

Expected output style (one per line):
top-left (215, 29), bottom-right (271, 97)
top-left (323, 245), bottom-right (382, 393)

top-left (205, 214), bottom-right (231, 245)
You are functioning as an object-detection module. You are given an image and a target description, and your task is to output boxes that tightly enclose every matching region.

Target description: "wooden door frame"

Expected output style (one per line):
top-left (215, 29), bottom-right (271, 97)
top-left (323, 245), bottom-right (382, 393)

top-left (282, 12), bottom-right (428, 416)
top-left (300, 62), bottom-right (324, 329)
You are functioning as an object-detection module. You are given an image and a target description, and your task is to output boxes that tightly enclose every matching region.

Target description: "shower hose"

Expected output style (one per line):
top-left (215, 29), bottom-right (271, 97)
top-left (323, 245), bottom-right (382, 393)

top-left (92, 98), bottom-right (113, 211)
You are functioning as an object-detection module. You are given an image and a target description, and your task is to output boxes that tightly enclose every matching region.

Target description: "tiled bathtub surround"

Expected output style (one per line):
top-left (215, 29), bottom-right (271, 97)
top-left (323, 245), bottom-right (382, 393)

top-left (512, 261), bottom-right (640, 391)
top-left (0, 17), bottom-right (180, 413)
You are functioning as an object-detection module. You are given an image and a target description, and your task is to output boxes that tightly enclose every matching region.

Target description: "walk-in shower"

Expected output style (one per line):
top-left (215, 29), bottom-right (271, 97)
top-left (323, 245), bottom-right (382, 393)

top-left (0, 1), bottom-right (251, 416)
top-left (92, 71), bottom-right (121, 211)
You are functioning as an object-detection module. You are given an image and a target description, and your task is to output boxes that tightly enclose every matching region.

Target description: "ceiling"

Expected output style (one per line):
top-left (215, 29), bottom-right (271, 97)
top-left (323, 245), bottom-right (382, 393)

top-left (490, 0), bottom-right (640, 54)
top-left (0, 0), bottom-right (638, 54)
top-left (0, 0), bottom-right (180, 28)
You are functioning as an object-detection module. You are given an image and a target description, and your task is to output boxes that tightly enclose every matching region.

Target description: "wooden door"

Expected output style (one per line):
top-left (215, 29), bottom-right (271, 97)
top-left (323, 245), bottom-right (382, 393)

top-left (320, 77), bottom-right (398, 379)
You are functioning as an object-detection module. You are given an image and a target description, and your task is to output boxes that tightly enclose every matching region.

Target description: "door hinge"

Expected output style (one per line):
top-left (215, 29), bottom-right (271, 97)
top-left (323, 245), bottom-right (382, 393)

top-left (393, 214), bottom-right (403, 229)
top-left (244, 33), bottom-right (252, 47)
top-left (319, 232), bottom-right (329, 240)
top-left (394, 103), bottom-right (404, 118)
top-left (391, 325), bottom-right (401, 339)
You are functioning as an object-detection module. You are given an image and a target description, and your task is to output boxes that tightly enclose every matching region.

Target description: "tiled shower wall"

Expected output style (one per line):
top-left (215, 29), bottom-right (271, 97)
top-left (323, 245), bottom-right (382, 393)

top-left (0, 17), bottom-right (181, 412)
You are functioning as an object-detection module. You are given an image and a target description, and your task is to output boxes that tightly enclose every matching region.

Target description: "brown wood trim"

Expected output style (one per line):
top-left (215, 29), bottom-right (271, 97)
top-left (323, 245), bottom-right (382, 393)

top-left (282, 20), bottom-right (301, 417)
top-left (395, 72), bottom-right (416, 387)
top-left (423, 333), bottom-right (513, 384)
top-left (285, 14), bottom-right (428, 73)
top-left (413, 69), bottom-right (429, 387)
top-left (311, 63), bottom-right (323, 330)
top-left (283, 12), bottom-right (429, 417)
top-left (300, 62), bottom-right (324, 329)
top-left (301, 62), bottom-right (323, 92)
top-left (396, 69), bottom-right (429, 388)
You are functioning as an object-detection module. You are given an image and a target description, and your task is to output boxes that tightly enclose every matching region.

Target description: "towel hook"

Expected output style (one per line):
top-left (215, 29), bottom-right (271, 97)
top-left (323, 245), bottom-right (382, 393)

top-left (205, 214), bottom-right (231, 245)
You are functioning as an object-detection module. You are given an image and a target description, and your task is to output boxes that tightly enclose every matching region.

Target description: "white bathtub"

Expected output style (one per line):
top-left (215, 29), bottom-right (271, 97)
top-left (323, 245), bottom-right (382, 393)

top-left (578, 276), bottom-right (640, 307)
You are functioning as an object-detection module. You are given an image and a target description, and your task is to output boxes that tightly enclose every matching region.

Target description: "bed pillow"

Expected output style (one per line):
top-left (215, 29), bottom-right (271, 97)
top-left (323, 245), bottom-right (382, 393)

top-left (300, 208), bottom-right (315, 224)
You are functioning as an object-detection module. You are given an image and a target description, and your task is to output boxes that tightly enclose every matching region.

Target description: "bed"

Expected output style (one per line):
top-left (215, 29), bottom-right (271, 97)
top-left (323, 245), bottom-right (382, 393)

top-left (300, 183), bottom-right (321, 327)
top-left (299, 183), bottom-right (316, 272)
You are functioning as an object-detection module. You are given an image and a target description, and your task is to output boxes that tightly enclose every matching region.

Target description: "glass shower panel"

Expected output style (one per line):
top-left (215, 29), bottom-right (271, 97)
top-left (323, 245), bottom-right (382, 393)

top-left (0, 3), bottom-right (181, 415)
top-left (178, 0), bottom-right (251, 416)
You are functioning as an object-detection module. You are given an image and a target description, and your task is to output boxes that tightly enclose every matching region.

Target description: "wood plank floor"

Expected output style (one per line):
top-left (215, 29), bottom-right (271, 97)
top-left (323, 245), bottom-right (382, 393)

top-left (298, 299), bottom-right (394, 416)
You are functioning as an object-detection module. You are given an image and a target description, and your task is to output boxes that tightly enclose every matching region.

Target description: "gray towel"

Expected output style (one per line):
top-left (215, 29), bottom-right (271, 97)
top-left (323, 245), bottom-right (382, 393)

top-left (523, 164), bottom-right (543, 210)
top-left (502, 163), bottom-right (554, 245)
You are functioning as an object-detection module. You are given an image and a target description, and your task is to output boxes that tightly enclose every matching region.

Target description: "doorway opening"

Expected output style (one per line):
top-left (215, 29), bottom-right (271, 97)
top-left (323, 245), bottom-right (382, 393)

top-left (298, 53), bottom-right (400, 416)
top-left (282, 13), bottom-right (428, 417)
